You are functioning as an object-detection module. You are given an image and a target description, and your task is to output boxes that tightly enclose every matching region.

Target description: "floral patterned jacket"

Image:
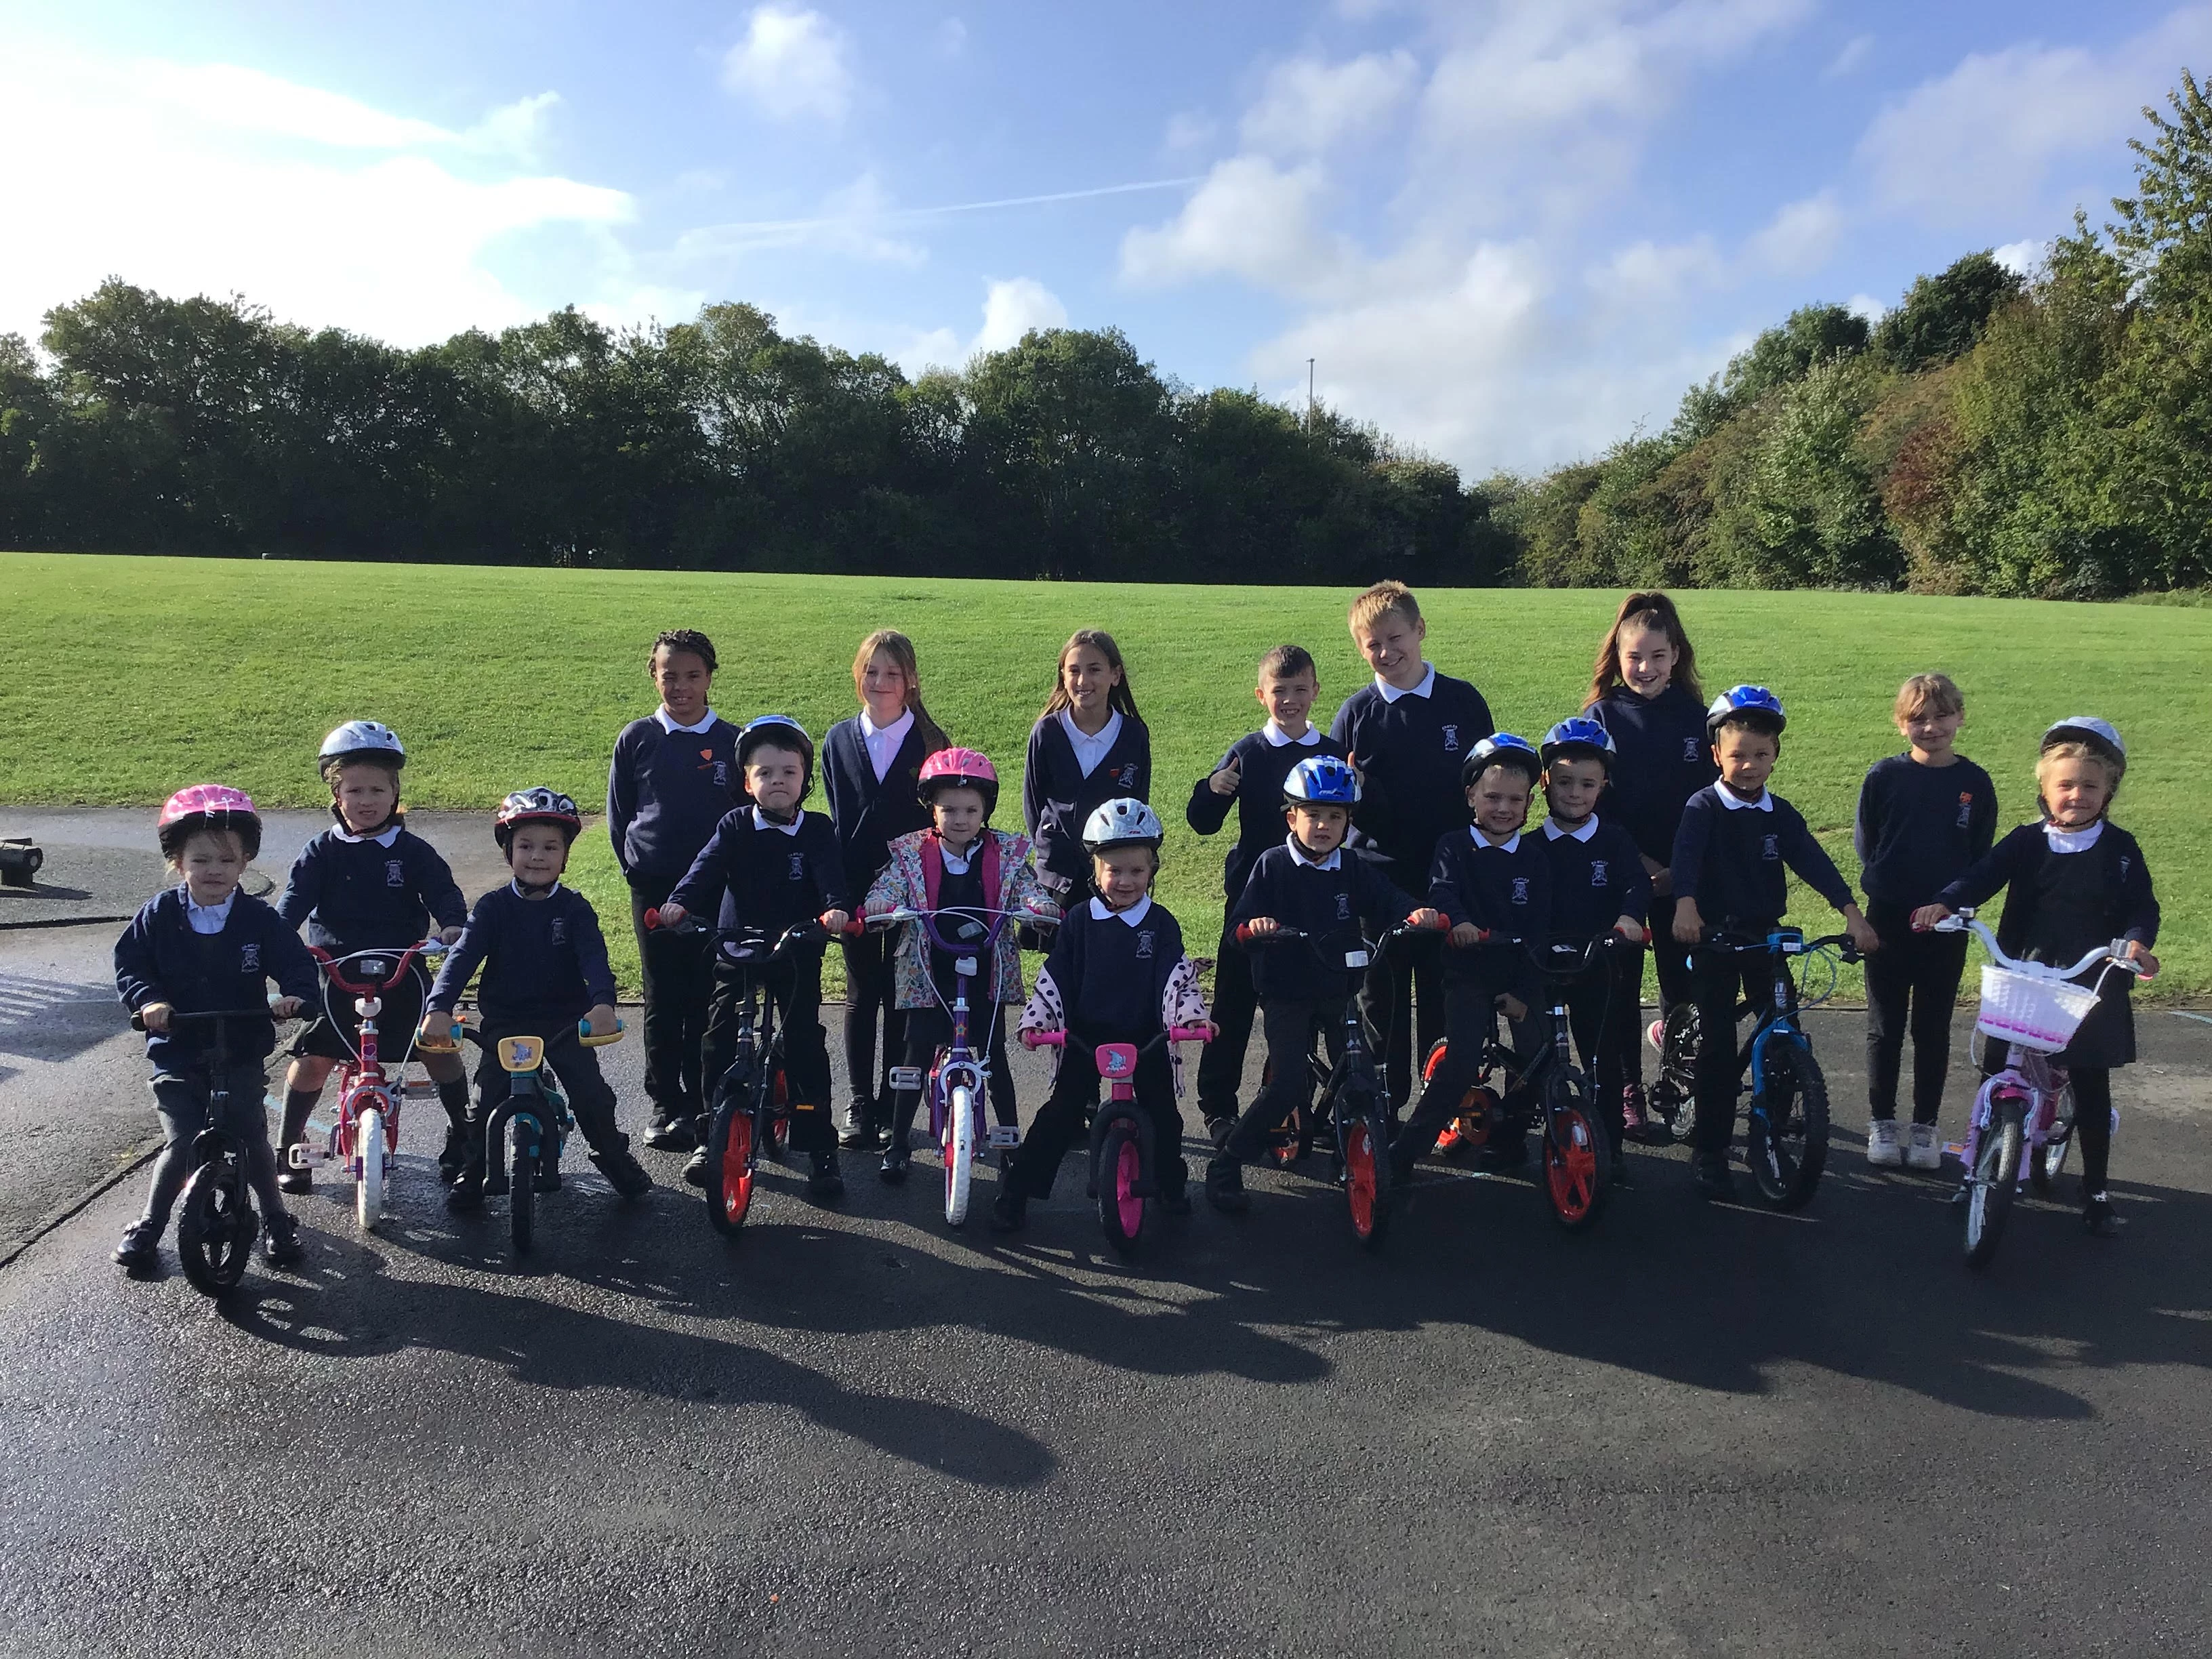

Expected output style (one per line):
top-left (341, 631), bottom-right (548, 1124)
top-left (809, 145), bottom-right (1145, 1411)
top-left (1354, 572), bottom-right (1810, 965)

top-left (862, 827), bottom-right (1057, 1010)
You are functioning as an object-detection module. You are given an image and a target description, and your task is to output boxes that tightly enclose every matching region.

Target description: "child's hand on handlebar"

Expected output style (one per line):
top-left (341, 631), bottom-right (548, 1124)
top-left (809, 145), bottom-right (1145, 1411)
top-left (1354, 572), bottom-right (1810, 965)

top-left (417, 1011), bottom-right (452, 1045)
top-left (2121, 939), bottom-right (2160, 977)
top-left (1672, 897), bottom-right (1706, 945)
top-left (654, 901), bottom-right (687, 928)
top-left (1843, 911), bottom-right (1881, 956)
top-left (140, 1001), bottom-right (174, 1034)
top-left (820, 908), bottom-right (851, 936)
top-left (438, 924), bottom-right (464, 946)
top-left (1612, 916), bottom-right (1645, 943)
top-left (270, 996), bottom-right (304, 1019)
top-left (583, 1004), bottom-right (619, 1039)
top-left (1448, 921), bottom-right (1484, 947)
top-left (1243, 916), bottom-right (1282, 937)
top-left (1408, 908), bottom-right (1445, 931)
top-left (1910, 903), bottom-right (1952, 933)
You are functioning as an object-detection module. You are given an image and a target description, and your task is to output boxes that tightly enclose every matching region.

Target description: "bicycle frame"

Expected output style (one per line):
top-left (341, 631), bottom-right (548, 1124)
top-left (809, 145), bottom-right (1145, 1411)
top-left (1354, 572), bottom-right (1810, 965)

top-left (303, 940), bottom-right (446, 1175)
top-left (1698, 928), bottom-right (1848, 1103)
top-left (874, 905), bottom-right (1034, 1155)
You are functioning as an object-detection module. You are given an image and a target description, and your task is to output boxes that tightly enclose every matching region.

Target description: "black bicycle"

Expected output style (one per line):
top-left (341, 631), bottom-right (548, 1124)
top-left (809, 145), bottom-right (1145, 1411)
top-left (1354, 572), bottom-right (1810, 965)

top-left (1235, 920), bottom-right (1433, 1248)
top-left (1416, 934), bottom-right (1619, 1231)
top-left (647, 912), bottom-right (820, 1237)
top-left (131, 1006), bottom-right (287, 1296)
top-left (1649, 928), bottom-right (1859, 1210)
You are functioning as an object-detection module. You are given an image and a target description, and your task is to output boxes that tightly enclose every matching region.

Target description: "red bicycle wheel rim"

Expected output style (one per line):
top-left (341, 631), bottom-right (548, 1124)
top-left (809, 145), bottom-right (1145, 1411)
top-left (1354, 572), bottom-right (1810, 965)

top-left (1546, 1109), bottom-right (1599, 1222)
top-left (1346, 1122), bottom-right (1378, 1239)
top-left (1115, 1137), bottom-right (1143, 1237)
top-left (722, 1113), bottom-right (755, 1225)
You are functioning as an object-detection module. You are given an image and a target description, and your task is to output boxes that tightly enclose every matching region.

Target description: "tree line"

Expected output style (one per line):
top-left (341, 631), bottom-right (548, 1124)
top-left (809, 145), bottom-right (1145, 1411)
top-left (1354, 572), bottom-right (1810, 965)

top-left (5, 73), bottom-right (2211, 596)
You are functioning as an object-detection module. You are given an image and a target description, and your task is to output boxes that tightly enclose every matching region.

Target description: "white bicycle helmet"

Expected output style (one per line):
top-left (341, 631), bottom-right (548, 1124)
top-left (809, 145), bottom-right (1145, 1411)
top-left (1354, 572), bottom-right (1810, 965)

top-left (1082, 797), bottom-right (1163, 853)
top-left (319, 720), bottom-right (406, 778)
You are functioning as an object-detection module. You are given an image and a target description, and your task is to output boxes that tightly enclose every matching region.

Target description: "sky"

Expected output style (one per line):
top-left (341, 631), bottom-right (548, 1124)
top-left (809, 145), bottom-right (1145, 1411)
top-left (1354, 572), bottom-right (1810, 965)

top-left (1, 0), bottom-right (2205, 476)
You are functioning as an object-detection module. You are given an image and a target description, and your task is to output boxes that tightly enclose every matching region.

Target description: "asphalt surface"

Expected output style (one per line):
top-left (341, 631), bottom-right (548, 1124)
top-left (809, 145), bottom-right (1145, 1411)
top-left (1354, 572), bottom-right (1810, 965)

top-left (3, 913), bottom-right (2209, 1659)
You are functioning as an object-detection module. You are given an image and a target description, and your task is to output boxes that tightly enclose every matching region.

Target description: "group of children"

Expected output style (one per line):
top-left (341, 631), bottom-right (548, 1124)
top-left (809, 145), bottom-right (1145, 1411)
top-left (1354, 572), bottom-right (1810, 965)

top-left (110, 583), bottom-right (2164, 1272)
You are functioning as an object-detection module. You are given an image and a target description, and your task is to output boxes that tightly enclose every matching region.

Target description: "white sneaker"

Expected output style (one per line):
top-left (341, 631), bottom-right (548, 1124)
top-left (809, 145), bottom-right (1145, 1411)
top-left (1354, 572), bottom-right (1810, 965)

top-left (1866, 1119), bottom-right (1902, 1168)
top-left (1905, 1122), bottom-right (1942, 1171)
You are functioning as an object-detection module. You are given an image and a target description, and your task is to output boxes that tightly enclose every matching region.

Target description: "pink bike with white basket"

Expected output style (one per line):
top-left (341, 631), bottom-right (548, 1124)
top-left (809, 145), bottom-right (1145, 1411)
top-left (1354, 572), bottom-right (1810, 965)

top-left (1933, 907), bottom-right (2147, 1267)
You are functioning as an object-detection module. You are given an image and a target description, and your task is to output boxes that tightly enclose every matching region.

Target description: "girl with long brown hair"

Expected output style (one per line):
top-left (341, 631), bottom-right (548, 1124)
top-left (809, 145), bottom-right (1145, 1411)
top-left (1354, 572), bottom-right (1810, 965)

top-left (1023, 629), bottom-right (1150, 901)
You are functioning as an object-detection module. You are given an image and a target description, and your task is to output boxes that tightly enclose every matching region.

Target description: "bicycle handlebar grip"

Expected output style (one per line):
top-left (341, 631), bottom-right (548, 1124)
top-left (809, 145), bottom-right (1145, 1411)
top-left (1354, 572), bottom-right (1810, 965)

top-left (578, 1017), bottom-right (626, 1047)
top-left (1409, 913), bottom-right (1450, 933)
top-left (642, 906), bottom-right (665, 930)
top-left (1021, 1030), bottom-right (1065, 1049)
top-left (1166, 1025), bottom-right (1214, 1044)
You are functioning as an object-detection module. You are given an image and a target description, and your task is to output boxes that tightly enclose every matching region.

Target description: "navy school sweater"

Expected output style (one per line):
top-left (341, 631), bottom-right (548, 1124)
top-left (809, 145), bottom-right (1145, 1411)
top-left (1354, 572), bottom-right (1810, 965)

top-left (822, 715), bottom-right (936, 897)
top-left (1587, 684), bottom-right (1717, 869)
top-left (1185, 726), bottom-right (1347, 903)
top-left (1669, 785), bottom-right (1854, 932)
top-left (115, 888), bottom-right (321, 1073)
top-left (670, 806), bottom-right (848, 944)
top-left (276, 825), bottom-right (467, 955)
top-left (1023, 713), bottom-right (1151, 892)
top-left (1231, 840), bottom-right (1416, 1002)
top-left (426, 882), bottom-right (618, 1033)
top-left (1043, 897), bottom-right (1185, 1042)
top-left (1427, 827), bottom-right (1550, 996)
top-left (1853, 753), bottom-right (1999, 911)
top-left (1938, 822), bottom-right (2159, 963)
top-left (607, 714), bottom-right (744, 893)
top-left (1539, 816), bottom-right (1653, 941)
top-left (1328, 669), bottom-right (1494, 886)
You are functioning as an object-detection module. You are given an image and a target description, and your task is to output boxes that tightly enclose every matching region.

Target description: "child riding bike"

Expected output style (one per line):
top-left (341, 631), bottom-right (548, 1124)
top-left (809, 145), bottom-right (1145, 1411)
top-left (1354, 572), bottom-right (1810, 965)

top-left (1912, 716), bottom-right (2159, 1236)
top-left (113, 787), bottom-right (320, 1272)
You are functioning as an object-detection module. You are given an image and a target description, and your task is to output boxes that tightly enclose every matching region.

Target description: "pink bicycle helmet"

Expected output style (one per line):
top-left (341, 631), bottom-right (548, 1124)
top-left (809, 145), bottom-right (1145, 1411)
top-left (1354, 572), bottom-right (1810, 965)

top-left (918, 747), bottom-right (999, 815)
top-left (157, 784), bottom-right (263, 859)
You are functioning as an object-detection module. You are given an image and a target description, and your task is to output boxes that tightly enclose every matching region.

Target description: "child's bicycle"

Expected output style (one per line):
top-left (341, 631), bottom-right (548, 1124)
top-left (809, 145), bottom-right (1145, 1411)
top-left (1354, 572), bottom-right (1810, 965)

top-left (447, 1017), bottom-right (624, 1256)
top-left (1647, 927), bottom-right (1860, 1209)
top-left (1931, 909), bottom-right (2148, 1267)
top-left (129, 1004), bottom-right (292, 1297)
top-left (868, 903), bottom-right (1051, 1229)
top-left (643, 909), bottom-right (817, 1237)
top-left (1235, 920), bottom-right (1434, 1248)
top-left (1021, 1024), bottom-right (1213, 1256)
top-left (298, 939), bottom-right (449, 1230)
top-left (1415, 933), bottom-right (1620, 1231)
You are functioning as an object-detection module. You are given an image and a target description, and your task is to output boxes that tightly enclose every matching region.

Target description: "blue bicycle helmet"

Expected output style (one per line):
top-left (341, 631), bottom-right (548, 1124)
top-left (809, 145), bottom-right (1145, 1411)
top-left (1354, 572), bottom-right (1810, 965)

top-left (1706, 685), bottom-right (1786, 737)
top-left (1461, 732), bottom-right (1543, 787)
top-left (737, 714), bottom-right (815, 800)
top-left (1540, 717), bottom-right (1616, 769)
top-left (1283, 754), bottom-right (1360, 806)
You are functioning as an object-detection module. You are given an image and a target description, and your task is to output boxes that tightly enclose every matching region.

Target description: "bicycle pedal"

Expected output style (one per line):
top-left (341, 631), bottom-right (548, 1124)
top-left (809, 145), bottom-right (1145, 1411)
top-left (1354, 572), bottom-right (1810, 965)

top-left (888, 1067), bottom-right (924, 1090)
top-left (987, 1126), bottom-right (1021, 1149)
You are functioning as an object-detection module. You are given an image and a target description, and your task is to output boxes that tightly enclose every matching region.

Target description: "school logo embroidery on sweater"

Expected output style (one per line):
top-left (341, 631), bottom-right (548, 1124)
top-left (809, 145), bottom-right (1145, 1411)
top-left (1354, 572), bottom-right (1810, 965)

top-left (1590, 860), bottom-right (1609, 887)
top-left (240, 943), bottom-right (261, 971)
top-left (1134, 930), bottom-right (1155, 960)
top-left (788, 851), bottom-right (807, 880)
top-left (1511, 877), bottom-right (1530, 905)
top-left (714, 762), bottom-right (729, 788)
top-left (1335, 892), bottom-right (1352, 921)
top-left (1683, 737), bottom-right (1700, 762)
top-left (1955, 792), bottom-right (1973, 829)
top-left (1441, 724), bottom-right (1460, 752)
top-left (386, 859), bottom-right (405, 887)
top-left (1762, 834), bottom-right (1780, 861)
top-left (1114, 762), bottom-right (1139, 790)
top-left (550, 918), bottom-right (568, 944)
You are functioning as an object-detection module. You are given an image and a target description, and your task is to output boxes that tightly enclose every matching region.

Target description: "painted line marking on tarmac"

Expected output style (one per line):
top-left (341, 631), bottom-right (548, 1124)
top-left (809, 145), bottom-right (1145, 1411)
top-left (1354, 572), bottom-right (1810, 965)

top-left (2171, 1011), bottom-right (2212, 1027)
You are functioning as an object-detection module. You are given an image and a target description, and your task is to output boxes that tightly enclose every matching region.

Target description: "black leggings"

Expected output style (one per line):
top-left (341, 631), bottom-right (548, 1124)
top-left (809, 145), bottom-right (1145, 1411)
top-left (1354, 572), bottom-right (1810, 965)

top-left (1983, 1049), bottom-right (2114, 1198)
top-left (1005, 1040), bottom-right (1183, 1201)
top-left (1864, 905), bottom-right (1969, 1124)
top-left (140, 1063), bottom-right (285, 1233)
top-left (840, 930), bottom-right (905, 1113)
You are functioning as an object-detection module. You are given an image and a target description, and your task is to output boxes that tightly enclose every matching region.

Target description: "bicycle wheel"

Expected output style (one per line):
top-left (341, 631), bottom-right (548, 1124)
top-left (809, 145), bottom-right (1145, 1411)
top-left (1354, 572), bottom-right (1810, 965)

top-left (2029, 1085), bottom-right (2074, 1196)
top-left (1541, 1074), bottom-right (1610, 1231)
top-left (509, 1121), bottom-right (535, 1254)
top-left (1095, 1113), bottom-right (1147, 1257)
top-left (1340, 1094), bottom-right (1392, 1249)
top-left (1657, 1004), bottom-right (1701, 1145)
top-left (705, 1099), bottom-right (756, 1237)
top-left (356, 1107), bottom-right (385, 1231)
top-left (943, 1084), bottom-right (978, 1227)
top-left (176, 1155), bottom-right (258, 1295)
top-left (1965, 1099), bottom-right (2024, 1269)
top-left (1747, 1041), bottom-right (1829, 1210)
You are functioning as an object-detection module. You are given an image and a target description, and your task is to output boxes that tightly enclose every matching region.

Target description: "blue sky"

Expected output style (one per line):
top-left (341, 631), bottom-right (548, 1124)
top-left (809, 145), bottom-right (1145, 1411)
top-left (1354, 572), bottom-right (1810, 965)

top-left (3, 0), bottom-right (2204, 473)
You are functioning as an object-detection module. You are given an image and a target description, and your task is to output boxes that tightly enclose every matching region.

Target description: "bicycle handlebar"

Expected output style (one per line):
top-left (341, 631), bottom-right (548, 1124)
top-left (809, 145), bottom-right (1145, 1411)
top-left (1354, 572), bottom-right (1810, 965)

top-left (1693, 928), bottom-right (1864, 967)
top-left (439, 1015), bottom-right (626, 1052)
top-left (309, 938), bottom-right (451, 996)
top-left (1930, 909), bottom-right (2148, 981)
top-left (131, 1005), bottom-right (290, 1032)
top-left (1021, 1025), bottom-right (1213, 1050)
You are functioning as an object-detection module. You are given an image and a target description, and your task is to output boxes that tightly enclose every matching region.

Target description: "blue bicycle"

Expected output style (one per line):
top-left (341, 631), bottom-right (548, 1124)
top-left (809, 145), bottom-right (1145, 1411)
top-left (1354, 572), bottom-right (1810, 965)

top-left (1652, 928), bottom-right (1858, 1210)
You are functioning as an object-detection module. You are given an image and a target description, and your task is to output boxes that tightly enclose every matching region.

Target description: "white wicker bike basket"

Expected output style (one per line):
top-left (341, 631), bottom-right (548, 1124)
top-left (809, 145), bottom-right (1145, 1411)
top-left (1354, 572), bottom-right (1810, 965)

top-left (1974, 964), bottom-right (2100, 1053)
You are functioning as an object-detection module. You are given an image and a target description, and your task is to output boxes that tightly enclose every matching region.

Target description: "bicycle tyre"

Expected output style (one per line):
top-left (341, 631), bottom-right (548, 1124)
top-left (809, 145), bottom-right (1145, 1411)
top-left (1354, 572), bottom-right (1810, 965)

top-left (1340, 1097), bottom-right (1391, 1249)
top-left (769, 1068), bottom-right (791, 1160)
top-left (945, 1084), bottom-right (977, 1227)
top-left (356, 1107), bottom-right (385, 1231)
top-left (509, 1121), bottom-right (535, 1254)
top-left (705, 1100), bottom-right (756, 1236)
top-left (1658, 1004), bottom-right (1701, 1145)
top-left (1747, 1042), bottom-right (1829, 1210)
top-left (2028, 1084), bottom-right (2074, 1197)
top-left (1096, 1114), bottom-right (1147, 1257)
top-left (1965, 1099), bottom-right (2024, 1269)
top-left (1541, 1073), bottom-right (1610, 1231)
top-left (176, 1157), bottom-right (256, 1296)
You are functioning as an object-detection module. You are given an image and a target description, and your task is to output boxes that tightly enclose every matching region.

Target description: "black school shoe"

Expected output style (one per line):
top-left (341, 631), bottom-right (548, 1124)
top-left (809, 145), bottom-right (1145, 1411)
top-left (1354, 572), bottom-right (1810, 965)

top-left (446, 1166), bottom-right (485, 1210)
top-left (807, 1150), bottom-right (845, 1200)
top-left (263, 1211), bottom-right (304, 1266)
top-left (2083, 1192), bottom-right (2123, 1237)
top-left (1205, 1155), bottom-right (1249, 1214)
top-left (879, 1139), bottom-right (912, 1185)
top-left (438, 1126), bottom-right (469, 1183)
top-left (1690, 1153), bottom-right (1735, 1202)
top-left (988, 1185), bottom-right (1027, 1232)
top-left (1157, 1160), bottom-right (1193, 1217)
top-left (113, 1219), bottom-right (161, 1271)
top-left (592, 1146), bottom-right (654, 1199)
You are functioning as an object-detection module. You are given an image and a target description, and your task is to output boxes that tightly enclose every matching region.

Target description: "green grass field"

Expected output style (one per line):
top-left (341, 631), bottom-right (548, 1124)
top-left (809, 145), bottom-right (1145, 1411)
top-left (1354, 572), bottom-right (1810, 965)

top-left (5, 550), bottom-right (2207, 1000)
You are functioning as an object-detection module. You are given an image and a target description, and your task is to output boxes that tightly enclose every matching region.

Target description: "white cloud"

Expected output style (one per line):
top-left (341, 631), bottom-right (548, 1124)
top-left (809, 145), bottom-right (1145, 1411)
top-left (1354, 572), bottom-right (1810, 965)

top-left (721, 5), bottom-right (855, 122)
top-left (1993, 238), bottom-right (2047, 276)
top-left (1240, 51), bottom-right (1419, 156)
top-left (1824, 33), bottom-right (1874, 79)
top-left (1118, 157), bottom-right (1343, 293)
top-left (1846, 293), bottom-right (1887, 323)
top-left (1591, 237), bottom-right (1722, 304)
top-left (895, 276), bottom-right (1068, 375)
top-left (1750, 191), bottom-right (1845, 274)
top-left (0, 45), bottom-right (631, 346)
top-left (1858, 8), bottom-right (2212, 224)
top-left (1164, 111), bottom-right (1218, 152)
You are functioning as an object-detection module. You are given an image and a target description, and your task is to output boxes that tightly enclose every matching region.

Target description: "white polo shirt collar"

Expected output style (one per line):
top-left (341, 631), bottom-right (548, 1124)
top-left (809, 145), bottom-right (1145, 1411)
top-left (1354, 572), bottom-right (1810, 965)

top-left (1263, 722), bottom-right (1322, 748)
top-left (332, 823), bottom-right (402, 848)
top-left (2044, 819), bottom-right (2105, 853)
top-left (180, 886), bottom-right (237, 935)
top-left (1469, 827), bottom-right (1522, 854)
top-left (1376, 663), bottom-right (1437, 703)
top-left (860, 708), bottom-right (914, 781)
top-left (939, 836), bottom-right (983, 874)
top-left (1059, 708), bottom-right (1123, 777)
top-left (1544, 816), bottom-right (1600, 842)
top-left (655, 707), bottom-right (718, 736)
top-left (1090, 894), bottom-right (1153, 928)
top-left (1716, 785), bottom-right (1774, 813)
top-left (1286, 833), bottom-right (1343, 871)
top-left (752, 806), bottom-right (803, 837)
